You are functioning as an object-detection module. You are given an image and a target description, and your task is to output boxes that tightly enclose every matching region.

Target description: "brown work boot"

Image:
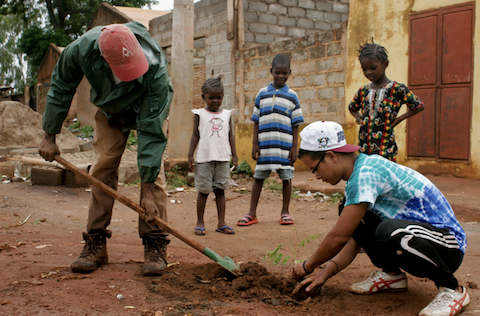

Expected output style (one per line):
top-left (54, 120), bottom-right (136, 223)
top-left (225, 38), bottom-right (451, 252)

top-left (142, 237), bottom-right (169, 276)
top-left (71, 232), bottom-right (108, 273)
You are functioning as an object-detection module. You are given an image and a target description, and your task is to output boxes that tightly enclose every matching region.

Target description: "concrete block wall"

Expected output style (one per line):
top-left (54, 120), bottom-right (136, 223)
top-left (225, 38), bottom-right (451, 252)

top-left (204, 24), bottom-right (235, 107)
top-left (243, 0), bottom-right (349, 47)
top-left (235, 25), bottom-right (347, 124)
top-left (150, 0), bottom-right (235, 108)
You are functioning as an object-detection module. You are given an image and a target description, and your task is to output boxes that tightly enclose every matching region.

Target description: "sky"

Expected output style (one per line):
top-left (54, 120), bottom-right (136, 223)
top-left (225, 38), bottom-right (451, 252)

top-left (149, 0), bottom-right (201, 11)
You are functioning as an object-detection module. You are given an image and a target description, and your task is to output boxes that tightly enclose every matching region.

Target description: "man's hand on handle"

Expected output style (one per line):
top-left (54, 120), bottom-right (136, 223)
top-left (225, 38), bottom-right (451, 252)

top-left (38, 133), bottom-right (60, 162)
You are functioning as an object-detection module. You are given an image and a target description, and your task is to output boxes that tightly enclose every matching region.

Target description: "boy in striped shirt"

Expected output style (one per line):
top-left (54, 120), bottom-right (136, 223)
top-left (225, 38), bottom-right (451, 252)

top-left (237, 54), bottom-right (304, 226)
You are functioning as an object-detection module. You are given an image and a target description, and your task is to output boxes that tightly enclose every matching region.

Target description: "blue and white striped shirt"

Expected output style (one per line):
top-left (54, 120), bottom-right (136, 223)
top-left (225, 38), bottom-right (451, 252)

top-left (251, 84), bottom-right (304, 171)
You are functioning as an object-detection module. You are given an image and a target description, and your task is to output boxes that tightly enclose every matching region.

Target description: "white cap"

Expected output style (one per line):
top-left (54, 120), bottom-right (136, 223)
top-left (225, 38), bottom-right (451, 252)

top-left (300, 121), bottom-right (361, 153)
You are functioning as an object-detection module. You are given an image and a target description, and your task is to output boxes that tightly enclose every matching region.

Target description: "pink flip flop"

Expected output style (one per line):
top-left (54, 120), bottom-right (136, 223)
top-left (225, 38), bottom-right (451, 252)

top-left (237, 215), bottom-right (258, 226)
top-left (280, 214), bottom-right (294, 225)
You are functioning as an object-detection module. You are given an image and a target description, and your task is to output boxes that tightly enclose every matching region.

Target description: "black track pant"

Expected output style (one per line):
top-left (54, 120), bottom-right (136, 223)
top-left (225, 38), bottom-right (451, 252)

top-left (339, 200), bottom-right (464, 289)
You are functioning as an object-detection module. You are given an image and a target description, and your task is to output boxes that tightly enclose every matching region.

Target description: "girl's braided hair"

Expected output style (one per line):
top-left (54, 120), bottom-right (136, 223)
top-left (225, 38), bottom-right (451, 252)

top-left (358, 39), bottom-right (389, 62)
top-left (201, 75), bottom-right (224, 94)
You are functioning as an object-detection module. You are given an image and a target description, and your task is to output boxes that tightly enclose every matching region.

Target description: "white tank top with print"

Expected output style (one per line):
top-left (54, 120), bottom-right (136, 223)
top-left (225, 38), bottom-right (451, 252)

top-left (192, 108), bottom-right (232, 163)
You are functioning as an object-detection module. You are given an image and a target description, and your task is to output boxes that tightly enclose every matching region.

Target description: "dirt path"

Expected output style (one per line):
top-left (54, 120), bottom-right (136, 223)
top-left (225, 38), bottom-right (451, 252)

top-left (1, 179), bottom-right (479, 315)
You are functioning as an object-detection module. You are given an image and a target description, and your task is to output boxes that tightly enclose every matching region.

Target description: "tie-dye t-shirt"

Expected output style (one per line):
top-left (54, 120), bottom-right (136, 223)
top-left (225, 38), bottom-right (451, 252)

top-left (345, 154), bottom-right (466, 253)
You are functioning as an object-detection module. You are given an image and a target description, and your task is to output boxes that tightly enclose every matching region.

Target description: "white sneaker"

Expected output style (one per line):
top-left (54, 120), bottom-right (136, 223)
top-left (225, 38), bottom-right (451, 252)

top-left (349, 270), bottom-right (408, 294)
top-left (418, 286), bottom-right (470, 316)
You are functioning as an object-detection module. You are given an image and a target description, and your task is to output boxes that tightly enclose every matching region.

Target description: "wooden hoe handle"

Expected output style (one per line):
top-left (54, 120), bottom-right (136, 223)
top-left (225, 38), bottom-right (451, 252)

top-left (54, 155), bottom-right (205, 253)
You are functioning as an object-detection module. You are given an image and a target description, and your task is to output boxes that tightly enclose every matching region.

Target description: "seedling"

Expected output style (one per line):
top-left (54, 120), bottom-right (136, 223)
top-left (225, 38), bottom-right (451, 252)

top-left (264, 227), bottom-right (321, 266)
top-left (264, 243), bottom-right (290, 266)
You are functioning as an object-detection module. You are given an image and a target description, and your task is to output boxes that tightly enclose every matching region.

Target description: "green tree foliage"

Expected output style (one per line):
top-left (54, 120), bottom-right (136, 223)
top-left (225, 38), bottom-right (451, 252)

top-left (19, 26), bottom-right (73, 83)
top-left (1, 0), bottom-right (158, 91)
top-left (0, 14), bottom-right (26, 89)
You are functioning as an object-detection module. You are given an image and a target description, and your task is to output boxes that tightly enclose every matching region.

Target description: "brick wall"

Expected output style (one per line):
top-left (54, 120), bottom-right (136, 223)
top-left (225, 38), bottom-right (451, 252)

top-left (235, 24), bottom-right (347, 124)
top-left (243, 0), bottom-right (349, 47)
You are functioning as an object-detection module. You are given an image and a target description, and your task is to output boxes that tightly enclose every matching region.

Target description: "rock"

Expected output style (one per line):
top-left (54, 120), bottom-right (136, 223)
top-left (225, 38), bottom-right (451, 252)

top-left (124, 170), bottom-right (140, 184)
top-left (164, 158), bottom-right (188, 173)
top-left (79, 140), bottom-right (93, 152)
top-left (232, 276), bottom-right (253, 291)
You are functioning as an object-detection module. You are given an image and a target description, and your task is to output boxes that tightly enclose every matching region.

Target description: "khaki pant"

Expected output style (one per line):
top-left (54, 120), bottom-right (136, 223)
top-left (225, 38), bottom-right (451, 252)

top-left (87, 109), bottom-right (168, 239)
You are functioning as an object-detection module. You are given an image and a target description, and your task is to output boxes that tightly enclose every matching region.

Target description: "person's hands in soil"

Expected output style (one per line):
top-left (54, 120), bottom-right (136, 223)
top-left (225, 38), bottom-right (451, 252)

top-left (292, 271), bottom-right (329, 294)
top-left (141, 182), bottom-right (159, 222)
top-left (38, 132), bottom-right (60, 162)
top-left (292, 260), bottom-right (311, 281)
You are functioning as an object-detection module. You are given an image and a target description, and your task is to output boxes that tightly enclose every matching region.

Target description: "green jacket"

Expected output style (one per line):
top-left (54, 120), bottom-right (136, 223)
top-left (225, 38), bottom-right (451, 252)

top-left (42, 22), bottom-right (173, 182)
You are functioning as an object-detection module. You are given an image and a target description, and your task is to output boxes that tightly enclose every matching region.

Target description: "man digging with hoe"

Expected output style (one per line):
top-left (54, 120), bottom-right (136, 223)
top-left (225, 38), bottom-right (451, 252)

top-left (39, 22), bottom-right (173, 276)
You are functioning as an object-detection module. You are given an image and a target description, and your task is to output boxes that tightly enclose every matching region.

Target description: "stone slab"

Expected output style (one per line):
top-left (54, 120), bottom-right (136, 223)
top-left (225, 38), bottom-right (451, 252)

top-left (9, 148), bottom-right (39, 155)
top-left (31, 165), bottom-right (65, 186)
top-left (64, 170), bottom-right (90, 188)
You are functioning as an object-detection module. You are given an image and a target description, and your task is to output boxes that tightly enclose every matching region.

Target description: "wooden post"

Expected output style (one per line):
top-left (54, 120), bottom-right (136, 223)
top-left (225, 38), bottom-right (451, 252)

top-left (169, 0), bottom-right (195, 158)
top-left (236, 0), bottom-right (245, 123)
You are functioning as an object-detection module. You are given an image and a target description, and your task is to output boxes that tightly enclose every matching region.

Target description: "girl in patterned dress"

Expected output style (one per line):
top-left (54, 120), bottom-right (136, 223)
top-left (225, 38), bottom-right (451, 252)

top-left (349, 42), bottom-right (424, 162)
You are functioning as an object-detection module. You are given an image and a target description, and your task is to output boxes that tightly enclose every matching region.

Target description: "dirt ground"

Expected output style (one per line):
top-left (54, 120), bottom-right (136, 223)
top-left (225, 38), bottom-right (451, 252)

top-left (1, 177), bottom-right (479, 316)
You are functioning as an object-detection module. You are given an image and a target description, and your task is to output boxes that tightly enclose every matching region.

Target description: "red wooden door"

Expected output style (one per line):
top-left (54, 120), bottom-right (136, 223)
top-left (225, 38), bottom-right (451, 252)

top-left (408, 3), bottom-right (473, 161)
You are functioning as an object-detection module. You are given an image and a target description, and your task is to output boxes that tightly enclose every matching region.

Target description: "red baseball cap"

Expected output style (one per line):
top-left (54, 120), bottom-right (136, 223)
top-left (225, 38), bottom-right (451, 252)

top-left (98, 24), bottom-right (148, 82)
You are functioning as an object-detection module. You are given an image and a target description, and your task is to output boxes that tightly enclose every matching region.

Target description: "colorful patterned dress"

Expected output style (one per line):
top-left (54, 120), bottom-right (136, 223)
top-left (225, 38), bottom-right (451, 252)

top-left (348, 81), bottom-right (423, 161)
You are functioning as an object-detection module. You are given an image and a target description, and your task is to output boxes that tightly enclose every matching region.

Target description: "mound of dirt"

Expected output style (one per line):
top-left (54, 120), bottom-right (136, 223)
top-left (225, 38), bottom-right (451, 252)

top-left (146, 262), bottom-right (322, 307)
top-left (0, 101), bottom-right (81, 149)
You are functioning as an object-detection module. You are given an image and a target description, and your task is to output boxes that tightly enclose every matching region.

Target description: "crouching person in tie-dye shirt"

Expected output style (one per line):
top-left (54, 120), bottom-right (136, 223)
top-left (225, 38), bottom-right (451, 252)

top-left (292, 121), bottom-right (469, 316)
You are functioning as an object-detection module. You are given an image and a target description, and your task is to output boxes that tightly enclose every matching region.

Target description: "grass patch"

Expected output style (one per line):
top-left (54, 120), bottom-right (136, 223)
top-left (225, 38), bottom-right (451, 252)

top-left (327, 192), bottom-right (344, 205)
top-left (231, 160), bottom-right (253, 177)
top-left (125, 130), bottom-right (138, 150)
top-left (125, 179), bottom-right (141, 187)
top-left (166, 165), bottom-right (188, 189)
top-left (67, 122), bottom-right (94, 138)
top-left (265, 178), bottom-right (282, 191)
